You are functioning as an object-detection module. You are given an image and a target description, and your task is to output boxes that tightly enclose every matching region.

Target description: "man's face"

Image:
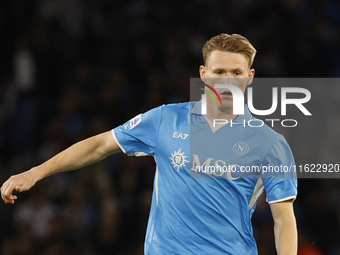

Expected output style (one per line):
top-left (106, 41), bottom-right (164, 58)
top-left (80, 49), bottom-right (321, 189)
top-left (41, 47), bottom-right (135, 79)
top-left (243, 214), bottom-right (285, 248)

top-left (199, 50), bottom-right (255, 111)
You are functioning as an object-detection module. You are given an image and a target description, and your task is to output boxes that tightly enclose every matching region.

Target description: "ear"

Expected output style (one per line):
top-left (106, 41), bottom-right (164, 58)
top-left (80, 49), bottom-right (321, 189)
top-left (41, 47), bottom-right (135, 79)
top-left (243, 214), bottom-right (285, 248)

top-left (246, 68), bottom-right (255, 86)
top-left (199, 65), bottom-right (206, 79)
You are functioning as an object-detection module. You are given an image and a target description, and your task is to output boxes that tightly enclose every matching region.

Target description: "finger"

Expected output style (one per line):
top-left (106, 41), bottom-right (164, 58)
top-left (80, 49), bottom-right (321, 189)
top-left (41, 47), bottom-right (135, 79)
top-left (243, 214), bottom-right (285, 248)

top-left (0, 185), bottom-right (5, 203)
top-left (1, 182), bottom-right (10, 203)
top-left (3, 181), bottom-right (17, 203)
top-left (1, 191), bottom-right (13, 204)
top-left (3, 194), bottom-right (16, 204)
top-left (5, 195), bottom-right (17, 204)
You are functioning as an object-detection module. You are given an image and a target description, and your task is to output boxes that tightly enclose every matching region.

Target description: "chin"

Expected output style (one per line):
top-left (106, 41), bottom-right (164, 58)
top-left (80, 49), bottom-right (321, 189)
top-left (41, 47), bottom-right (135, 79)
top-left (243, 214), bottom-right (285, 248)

top-left (218, 105), bottom-right (233, 112)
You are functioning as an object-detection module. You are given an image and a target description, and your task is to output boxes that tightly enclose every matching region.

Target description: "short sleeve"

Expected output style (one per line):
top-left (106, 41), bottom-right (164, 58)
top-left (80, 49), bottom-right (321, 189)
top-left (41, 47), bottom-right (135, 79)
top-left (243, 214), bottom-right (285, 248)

top-left (261, 135), bottom-right (298, 204)
top-left (112, 105), bottom-right (163, 156)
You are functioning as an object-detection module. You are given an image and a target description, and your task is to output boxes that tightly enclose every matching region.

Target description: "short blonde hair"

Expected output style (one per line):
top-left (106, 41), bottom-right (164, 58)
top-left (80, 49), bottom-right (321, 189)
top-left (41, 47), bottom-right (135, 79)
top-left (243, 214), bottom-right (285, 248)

top-left (202, 33), bottom-right (257, 68)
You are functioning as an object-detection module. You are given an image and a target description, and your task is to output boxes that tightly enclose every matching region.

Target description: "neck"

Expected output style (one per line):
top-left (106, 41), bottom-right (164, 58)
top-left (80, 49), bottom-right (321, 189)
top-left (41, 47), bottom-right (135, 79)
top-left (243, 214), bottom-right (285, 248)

top-left (205, 105), bottom-right (239, 123)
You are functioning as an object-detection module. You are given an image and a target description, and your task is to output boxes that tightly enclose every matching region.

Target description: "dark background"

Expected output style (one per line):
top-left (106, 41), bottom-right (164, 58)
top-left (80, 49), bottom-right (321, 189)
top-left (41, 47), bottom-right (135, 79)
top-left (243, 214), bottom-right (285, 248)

top-left (0, 0), bottom-right (340, 254)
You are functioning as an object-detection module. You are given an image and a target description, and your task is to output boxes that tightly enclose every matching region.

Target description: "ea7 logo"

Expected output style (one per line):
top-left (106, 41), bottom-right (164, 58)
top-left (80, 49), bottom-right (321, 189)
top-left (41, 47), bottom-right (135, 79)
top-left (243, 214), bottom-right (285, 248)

top-left (173, 132), bottom-right (189, 139)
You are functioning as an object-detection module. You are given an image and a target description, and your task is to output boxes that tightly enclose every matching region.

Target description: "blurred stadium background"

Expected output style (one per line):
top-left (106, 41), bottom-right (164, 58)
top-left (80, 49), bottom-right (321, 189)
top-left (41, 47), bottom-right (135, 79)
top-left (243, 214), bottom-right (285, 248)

top-left (0, 0), bottom-right (340, 254)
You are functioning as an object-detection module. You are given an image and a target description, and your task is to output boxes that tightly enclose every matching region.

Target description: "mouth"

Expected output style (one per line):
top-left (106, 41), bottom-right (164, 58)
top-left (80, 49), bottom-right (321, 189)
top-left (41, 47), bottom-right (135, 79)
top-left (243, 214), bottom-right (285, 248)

top-left (219, 91), bottom-right (233, 98)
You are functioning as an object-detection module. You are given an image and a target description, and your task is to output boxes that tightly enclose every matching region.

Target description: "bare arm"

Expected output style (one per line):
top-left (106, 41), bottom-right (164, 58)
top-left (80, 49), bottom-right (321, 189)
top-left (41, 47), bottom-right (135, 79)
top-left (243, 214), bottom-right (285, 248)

top-left (270, 199), bottom-right (298, 255)
top-left (1, 131), bottom-right (121, 204)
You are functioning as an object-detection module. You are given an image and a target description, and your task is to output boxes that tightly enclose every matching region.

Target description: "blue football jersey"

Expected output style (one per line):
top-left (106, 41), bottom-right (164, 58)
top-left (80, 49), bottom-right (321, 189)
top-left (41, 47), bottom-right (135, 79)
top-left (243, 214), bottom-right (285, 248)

top-left (112, 102), bottom-right (297, 255)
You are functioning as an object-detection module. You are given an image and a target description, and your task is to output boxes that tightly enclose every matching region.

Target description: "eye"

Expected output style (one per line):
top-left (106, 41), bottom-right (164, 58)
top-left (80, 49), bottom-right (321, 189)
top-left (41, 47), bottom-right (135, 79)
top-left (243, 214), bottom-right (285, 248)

top-left (234, 71), bottom-right (241, 75)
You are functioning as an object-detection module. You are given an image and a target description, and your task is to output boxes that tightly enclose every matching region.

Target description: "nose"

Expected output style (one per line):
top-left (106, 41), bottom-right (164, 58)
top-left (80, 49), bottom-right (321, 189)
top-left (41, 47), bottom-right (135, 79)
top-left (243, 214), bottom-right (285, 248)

top-left (221, 75), bottom-right (231, 84)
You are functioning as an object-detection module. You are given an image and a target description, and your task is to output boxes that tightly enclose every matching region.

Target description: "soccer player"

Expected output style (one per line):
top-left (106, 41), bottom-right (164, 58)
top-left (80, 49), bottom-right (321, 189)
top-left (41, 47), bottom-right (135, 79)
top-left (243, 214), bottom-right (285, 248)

top-left (1, 34), bottom-right (297, 254)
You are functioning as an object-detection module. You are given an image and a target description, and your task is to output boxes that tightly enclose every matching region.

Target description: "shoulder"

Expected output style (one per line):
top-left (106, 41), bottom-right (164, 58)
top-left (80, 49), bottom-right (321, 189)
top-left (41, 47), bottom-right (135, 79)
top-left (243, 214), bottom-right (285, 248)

top-left (138, 102), bottom-right (189, 117)
top-left (160, 102), bottom-right (191, 111)
top-left (139, 102), bottom-right (190, 125)
top-left (154, 102), bottom-right (190, 117)
top-left (249, 116), bottom-right (285, 143)
top-left (246, 116), bottom-right (292, 158)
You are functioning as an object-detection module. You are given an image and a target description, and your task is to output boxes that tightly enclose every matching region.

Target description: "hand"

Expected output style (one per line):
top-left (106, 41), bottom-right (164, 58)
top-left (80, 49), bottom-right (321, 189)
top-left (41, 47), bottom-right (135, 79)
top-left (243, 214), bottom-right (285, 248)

top-left (1, 170), bottom-right (37, 204)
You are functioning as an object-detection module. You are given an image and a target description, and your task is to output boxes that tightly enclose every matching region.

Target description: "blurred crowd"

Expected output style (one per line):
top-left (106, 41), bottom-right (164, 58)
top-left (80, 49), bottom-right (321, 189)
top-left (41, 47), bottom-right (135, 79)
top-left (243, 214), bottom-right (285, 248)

top-left (0, 0), bottom-right (340, 254)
